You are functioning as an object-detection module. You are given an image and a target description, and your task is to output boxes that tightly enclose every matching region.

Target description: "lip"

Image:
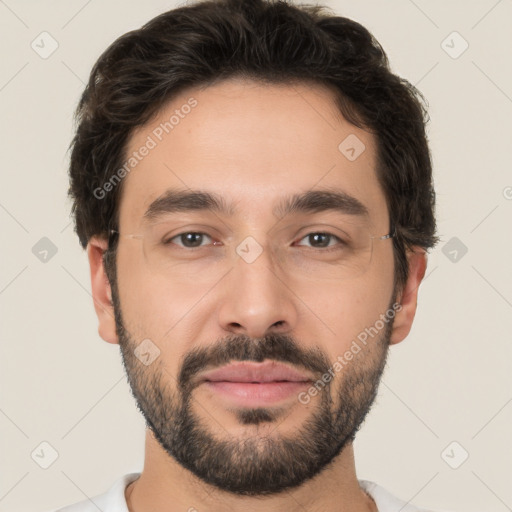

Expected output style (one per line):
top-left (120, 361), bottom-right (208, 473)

top-left (199, 361), bottom-right (314, 407)
top-left (199, 361), bottom-right (314, 383)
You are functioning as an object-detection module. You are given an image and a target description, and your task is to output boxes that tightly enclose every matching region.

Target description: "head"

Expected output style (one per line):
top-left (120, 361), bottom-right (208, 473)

top-left (68, 0), bottom-right (437, 496)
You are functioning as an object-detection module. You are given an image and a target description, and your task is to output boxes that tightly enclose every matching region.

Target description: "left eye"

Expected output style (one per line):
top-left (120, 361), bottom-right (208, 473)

top-left (295, 232), bottom-right (343, 249)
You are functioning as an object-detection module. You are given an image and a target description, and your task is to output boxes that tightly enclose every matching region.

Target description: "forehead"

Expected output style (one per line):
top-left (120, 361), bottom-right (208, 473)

top-left (118, 78), bottom-right (388, 230)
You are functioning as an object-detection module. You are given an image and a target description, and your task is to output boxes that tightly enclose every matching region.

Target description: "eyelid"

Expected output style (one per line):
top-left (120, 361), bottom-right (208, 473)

top-left (293, 223), bottom-right (353, 241)
top-left (273, 220), bottom-right (357, 239)
top-left (156, 223), bottom-right (223, 240)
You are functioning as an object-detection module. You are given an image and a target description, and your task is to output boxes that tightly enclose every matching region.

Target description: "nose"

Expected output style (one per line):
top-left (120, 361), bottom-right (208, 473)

top-left (217, 241), bottom-right (298, 339)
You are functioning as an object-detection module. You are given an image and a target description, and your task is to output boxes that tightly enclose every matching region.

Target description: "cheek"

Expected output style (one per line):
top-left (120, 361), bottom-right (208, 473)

top-left (296, 254), bottom-right (394, 353)
top-left (115, 246), bottom-right (201, 341)
top-left (346, 258), bottom-right (395, 339)
top-left (116, 266), bottom-right (204, 381)
top-left (304, 287), bottom-right (389, 344)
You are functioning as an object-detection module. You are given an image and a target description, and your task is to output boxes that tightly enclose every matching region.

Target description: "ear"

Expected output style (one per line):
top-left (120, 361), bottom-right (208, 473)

top-left (87, 236), bottom-right (119, 345)
top-left (389, 248), bottom-right (428, 345)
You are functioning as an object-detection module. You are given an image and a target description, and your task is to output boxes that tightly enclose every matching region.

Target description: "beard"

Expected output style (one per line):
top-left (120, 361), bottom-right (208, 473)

top-left (110, 276), bottom-right (393, 497)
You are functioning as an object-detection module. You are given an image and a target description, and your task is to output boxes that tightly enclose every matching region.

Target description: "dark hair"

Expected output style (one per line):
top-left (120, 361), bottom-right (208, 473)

top-left (68, 0), bottom-right (438, 293)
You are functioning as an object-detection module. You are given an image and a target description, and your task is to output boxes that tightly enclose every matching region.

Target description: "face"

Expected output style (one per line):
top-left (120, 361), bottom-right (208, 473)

top-left (101, 78), bottom-right (402, 495)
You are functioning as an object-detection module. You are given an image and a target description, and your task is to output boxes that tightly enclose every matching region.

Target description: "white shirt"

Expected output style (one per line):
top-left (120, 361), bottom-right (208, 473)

top-left (49, 472), bottom-right (450, 512)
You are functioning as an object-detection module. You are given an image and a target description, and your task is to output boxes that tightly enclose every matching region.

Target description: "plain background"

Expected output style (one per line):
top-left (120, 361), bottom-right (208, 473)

top-left (0, 1), bottom-right (511, 511)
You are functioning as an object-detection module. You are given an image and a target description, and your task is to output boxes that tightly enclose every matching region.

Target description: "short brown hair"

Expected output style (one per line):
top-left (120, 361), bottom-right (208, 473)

top-left (68, 0), bottom-right (438, 293)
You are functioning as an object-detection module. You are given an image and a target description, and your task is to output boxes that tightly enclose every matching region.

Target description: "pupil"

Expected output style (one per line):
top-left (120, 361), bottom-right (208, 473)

top-left (183, 233), bottom-right (202, 247)
top-left (310, 233), bottom-right (329, 247)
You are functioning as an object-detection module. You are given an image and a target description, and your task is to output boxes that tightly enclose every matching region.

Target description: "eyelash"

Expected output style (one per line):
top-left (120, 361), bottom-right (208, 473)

top-left (165, 231), bottom-right (346, 252)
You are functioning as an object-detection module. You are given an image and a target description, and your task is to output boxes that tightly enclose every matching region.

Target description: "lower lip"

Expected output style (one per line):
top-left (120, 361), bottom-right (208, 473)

top-left (203, 381), bottom-right (311, 407)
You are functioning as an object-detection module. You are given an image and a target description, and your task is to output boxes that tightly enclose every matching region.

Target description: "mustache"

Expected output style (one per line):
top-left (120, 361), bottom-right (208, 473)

top-left (178, 332), bottom-right (331, 392)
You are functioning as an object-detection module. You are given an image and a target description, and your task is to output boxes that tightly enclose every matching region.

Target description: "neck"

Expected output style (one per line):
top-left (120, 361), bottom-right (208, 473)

top-left (125, 429), bottom-right (377, 512)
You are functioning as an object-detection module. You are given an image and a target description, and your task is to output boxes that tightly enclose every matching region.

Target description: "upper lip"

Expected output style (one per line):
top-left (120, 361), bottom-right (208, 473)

top-left (200, 361), bottom-right (314, 383)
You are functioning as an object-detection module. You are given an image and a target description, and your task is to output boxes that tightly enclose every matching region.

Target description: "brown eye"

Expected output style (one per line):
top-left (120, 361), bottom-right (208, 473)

top-left (295, 232), bottom-right (343, 249)
top-left (168, 232), bottom-right (213, 248)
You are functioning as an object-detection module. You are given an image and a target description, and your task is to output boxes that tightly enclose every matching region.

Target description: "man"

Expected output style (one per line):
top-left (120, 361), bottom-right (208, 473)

top-left (55, 0), bottom-right (447, 510)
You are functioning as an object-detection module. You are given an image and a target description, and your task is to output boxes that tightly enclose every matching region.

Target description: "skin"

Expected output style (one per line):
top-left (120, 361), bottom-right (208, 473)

top-left (87, 77), bottom-right (427, 512)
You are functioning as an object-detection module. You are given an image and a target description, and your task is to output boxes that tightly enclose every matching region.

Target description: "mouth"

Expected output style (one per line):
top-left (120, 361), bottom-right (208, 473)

top-left (199, 361), bottom-right (314, 406)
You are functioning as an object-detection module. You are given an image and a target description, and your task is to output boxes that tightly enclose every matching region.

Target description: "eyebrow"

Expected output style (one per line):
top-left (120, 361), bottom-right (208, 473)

top-left (143, 188), bottom-right (369, 222)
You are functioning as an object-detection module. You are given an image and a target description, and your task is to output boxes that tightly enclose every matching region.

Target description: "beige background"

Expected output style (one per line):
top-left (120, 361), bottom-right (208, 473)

top-left (1, 1), bottom-right (511, 511)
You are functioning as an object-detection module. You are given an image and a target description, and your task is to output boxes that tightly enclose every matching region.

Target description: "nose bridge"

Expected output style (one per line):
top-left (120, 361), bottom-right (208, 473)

top-left (217, 235), bottom-right (296, 337)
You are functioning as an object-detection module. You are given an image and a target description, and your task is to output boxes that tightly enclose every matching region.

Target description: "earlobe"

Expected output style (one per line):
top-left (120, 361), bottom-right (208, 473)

top-left (389, 248), bottom-right (428, 345)
top-left (87, 237), bottom-right (119, 345)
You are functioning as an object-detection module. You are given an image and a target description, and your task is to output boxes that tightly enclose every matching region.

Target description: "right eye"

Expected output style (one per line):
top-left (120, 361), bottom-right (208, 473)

top-left (164, 231), bottom-right (221, 249)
